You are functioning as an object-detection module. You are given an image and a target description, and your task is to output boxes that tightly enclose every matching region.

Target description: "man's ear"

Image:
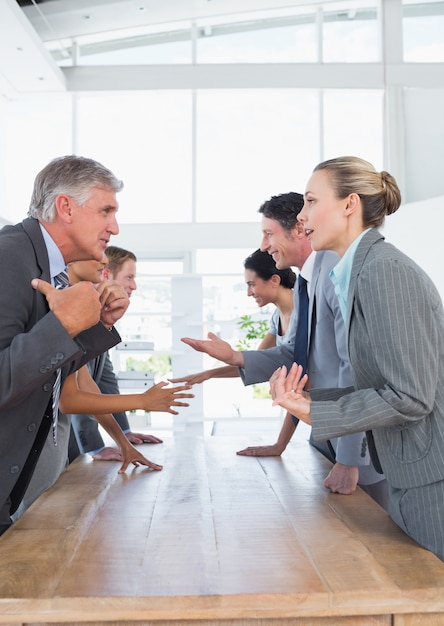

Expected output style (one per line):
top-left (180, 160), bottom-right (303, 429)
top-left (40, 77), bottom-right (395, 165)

top-left (55, 194), bottom-right (73, 223)
top-left (102, 267), bottom-right (111, 280)
top-left (294, 221), bottom-right (306, 238)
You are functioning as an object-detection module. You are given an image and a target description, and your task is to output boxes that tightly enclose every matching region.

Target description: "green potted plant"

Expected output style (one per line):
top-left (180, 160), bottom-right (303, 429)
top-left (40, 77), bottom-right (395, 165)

top-left (236, 315), bottom-right (271, 399)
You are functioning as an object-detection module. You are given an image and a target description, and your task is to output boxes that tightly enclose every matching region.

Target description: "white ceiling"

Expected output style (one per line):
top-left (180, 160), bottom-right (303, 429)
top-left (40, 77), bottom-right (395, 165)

top-left (18, 0), bottom-right (323, 40)
top-left (3, 0), bottom-right (444, 98)
top-left (1, 0), bottom-right (347, 97)
top-left (0, 0), bottom-right (66, 96)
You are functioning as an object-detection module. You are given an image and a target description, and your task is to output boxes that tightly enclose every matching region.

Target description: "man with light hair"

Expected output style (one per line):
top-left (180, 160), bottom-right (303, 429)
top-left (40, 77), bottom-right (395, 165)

top-left (0, 155), bottom-right (130, 534)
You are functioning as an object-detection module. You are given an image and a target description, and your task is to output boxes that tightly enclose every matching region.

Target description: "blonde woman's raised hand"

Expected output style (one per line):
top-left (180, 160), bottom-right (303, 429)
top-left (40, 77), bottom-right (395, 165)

top-left (270, 363), bottom-right (311, 425)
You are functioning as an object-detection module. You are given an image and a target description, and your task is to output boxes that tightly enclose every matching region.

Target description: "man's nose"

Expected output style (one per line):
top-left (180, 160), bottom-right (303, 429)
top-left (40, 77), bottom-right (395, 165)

top-left (108, 214), bottom-right (119, 235)
top-left (259, 236), bottom-right (269, 252)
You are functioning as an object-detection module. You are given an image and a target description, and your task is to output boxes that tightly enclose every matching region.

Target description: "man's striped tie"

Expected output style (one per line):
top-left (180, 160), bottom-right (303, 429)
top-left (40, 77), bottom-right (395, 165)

top-left (52, 269), bottom-right (69, 444)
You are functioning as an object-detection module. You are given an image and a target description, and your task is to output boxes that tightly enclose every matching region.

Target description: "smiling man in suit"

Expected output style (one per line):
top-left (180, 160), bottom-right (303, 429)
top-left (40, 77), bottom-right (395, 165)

top-left (178, 192), bottom-right (387, 506)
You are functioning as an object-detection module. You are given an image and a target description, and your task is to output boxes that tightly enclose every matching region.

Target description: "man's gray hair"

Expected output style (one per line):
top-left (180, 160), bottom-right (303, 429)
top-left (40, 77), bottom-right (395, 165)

top-left (28, 155), bottom-right (124, 222)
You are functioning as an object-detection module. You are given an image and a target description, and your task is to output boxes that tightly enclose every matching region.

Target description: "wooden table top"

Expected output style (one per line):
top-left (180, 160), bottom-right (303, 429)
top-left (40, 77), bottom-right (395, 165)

top-left (1, 426), bottom-right (444, 625)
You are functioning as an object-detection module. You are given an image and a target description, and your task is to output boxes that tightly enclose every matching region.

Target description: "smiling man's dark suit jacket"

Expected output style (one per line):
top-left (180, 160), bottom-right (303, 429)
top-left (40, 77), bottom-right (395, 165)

top-left (0, 217), bottom-right (121, 535)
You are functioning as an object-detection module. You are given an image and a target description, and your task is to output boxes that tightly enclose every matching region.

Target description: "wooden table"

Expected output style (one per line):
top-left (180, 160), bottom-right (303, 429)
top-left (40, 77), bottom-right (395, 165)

top-left (1, 427), bottom-right (444, 625)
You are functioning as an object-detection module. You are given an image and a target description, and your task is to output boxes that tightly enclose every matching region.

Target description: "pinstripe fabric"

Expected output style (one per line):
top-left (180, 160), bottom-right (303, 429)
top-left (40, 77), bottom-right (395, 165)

top-left (389, 481), bottom-right (444, 560)
top-left (310, 229), bottom-right (444, 559)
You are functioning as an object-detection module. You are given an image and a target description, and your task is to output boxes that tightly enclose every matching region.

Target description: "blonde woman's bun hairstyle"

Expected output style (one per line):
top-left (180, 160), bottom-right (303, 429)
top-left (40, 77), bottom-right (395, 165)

top-left (314, 156), bottom-right (401, 228)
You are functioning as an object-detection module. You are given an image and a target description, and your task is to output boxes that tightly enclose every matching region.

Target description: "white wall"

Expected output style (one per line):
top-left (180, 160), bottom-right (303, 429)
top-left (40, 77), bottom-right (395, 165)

top-left (404, 88), bottom-right (444, 203)
top-left (0, 95), bottom-right (8, 227)
top-left (381, 195), bottom-right (444, 299)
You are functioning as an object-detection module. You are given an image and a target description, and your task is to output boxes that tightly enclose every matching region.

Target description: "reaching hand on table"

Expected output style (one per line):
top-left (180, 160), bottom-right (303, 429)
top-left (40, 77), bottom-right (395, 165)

top-left (117, 439), bottom-right (163, 474)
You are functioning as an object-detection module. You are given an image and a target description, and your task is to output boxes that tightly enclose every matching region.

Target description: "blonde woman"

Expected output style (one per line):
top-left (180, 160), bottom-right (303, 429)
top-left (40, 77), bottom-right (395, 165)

top-left (272, 156), bottom-right (444, 561)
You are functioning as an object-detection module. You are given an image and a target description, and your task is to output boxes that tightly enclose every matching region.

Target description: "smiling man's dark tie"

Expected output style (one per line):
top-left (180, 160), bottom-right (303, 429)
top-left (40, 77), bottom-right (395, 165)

top-left (293, 274), bottom-right (309, 375)
top-left (290, 274), bottom-right (309, 426)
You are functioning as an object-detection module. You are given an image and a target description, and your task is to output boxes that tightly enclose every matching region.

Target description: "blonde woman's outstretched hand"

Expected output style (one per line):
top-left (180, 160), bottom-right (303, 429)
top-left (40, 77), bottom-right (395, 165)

top-left (270, 363), bottom-right (311, 425)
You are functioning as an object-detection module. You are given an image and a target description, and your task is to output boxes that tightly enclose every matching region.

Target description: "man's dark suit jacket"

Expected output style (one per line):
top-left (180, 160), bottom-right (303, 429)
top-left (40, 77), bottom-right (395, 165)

top-left (0, 217), bottom-right (121, 534)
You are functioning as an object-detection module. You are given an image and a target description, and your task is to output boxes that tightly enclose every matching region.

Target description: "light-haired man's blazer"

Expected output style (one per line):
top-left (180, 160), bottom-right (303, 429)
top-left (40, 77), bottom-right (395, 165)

top-left (0, 217), bottom-right (121, 534)
top-left (310, 229), bottom-right (444, 489)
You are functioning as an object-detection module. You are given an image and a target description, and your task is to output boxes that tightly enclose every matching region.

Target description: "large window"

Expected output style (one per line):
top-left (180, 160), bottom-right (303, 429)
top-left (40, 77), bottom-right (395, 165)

top-left (322, 4), bottom-right (379, 62)
top-left (76, 92), bottom-right (193, 224)
top-left (114, 259), bottom-right (184, 350)
top-left (323, 90), bottom-right (384, 166)
top-left (39, 1), bottom-right (444, 69)
top-left (196, 90), bottom-right (320, 222)
top-left (5, 95), bottom-right (72, 223)
top-left (4, 0), bottom-right (444, 428)
top-left (4, 87), bottom-right (384, 225)
top-left (403, 1), bottom-right (444, 61)
top-left (196, 14), bottom-right (318, 63)
top-left (69, 25), bottom-right (192, 66)
top-left (45, 2), bottom-right (382, 67)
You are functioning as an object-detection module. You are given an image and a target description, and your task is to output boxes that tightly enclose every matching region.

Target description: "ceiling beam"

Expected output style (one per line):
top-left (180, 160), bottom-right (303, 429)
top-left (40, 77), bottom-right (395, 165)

top-left (62, 62), bottom-right (444, 92)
